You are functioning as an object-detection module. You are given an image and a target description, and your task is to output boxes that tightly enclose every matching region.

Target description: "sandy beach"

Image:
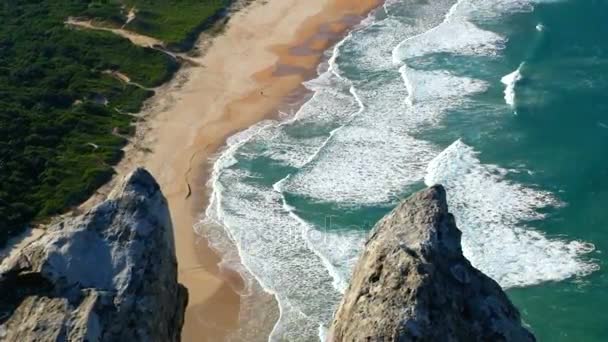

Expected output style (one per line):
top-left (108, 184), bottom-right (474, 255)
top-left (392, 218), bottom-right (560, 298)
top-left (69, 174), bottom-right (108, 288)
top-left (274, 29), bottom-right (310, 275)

top-left (77, 0), bottom-right (382, 340)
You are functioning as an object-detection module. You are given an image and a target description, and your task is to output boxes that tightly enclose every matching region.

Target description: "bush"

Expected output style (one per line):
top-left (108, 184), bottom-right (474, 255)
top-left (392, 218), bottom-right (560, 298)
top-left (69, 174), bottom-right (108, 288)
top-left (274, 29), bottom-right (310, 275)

top-left (0, 0), bottom-right (186, 245)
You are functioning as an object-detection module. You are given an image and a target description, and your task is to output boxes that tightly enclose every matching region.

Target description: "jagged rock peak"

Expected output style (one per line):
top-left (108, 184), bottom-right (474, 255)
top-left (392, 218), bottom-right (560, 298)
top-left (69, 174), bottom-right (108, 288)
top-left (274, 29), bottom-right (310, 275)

top-left (0, 168), bottom-right (187, 342)
top-left (329, 185), bottom-right (535, 342)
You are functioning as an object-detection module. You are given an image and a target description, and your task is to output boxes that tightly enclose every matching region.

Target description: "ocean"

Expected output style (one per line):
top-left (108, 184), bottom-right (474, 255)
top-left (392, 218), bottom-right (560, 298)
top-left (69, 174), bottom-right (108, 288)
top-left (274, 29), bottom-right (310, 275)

top-left (201, 0), bottom-right (607, 340)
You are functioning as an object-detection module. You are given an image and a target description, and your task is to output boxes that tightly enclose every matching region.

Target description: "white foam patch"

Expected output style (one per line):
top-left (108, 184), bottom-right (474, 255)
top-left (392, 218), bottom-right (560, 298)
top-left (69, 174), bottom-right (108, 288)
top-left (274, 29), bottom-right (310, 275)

top-left (283, 70), bottom-right (487, 205)
top-left (501, 63), bottom-right (524, 110)
top-left (425, 140), bottom-right (598, 288)
top-left (402, 66), bottom-right (489, 105)
top-left (205, 134), bottom-right (376, 340)
top-left (328, 0), bottom-right (456, 75)
top-left (384, 0), bottom-right (455, 23)
top-left (452, 0), bottom-right (535, 21)
top-left (304, 228), bottom-right (365, 293)
top-left (276, 176), bottom-right (368, 293)
top-left (257, 82), bottom-right (360, 168)
top-left (470, 0), bottom-right (571, 19)
top-left (284, 126), bottom-right (434, 205)
top-left (392, 17), bottom-right (505, 63)
top-left (205, 167), bottom-right (343, 341)
top-left (206, 151), bottom-right (375, 341)
top-left (336, 18), bottom-right (410, 73)
top-left (221, 69), bottom-right (360, 169)
top-left (390, 0), bottom-right (559, 64)
top-left (259, 133), bottom-right (327, 169)
top-left (280, 76), bottom-right (431, 205)
top-left (271, 0), bottom-right (489, 207)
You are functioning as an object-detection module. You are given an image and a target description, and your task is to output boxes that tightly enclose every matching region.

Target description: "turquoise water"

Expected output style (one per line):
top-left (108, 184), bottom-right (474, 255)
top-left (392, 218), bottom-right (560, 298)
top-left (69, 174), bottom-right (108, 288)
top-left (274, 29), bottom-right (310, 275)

top-left (203, 0), bottom-right (607, 340)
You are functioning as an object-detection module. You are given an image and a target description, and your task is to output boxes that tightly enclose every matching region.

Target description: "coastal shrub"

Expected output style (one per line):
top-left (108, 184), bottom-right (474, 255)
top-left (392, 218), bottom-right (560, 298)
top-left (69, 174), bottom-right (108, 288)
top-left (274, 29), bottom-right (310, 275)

top-left (123, 0), bottom-right (231, 51)
top-left (0, 0), bottom-right (227, 246)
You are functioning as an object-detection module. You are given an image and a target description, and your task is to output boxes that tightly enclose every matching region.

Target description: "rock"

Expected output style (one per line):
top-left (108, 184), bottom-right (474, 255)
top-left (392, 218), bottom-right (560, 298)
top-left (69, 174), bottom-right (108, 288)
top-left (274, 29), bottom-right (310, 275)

top-left (0, 168), bottom-right (187, 342)
top-left (328, 185), bottom-right (535, 342)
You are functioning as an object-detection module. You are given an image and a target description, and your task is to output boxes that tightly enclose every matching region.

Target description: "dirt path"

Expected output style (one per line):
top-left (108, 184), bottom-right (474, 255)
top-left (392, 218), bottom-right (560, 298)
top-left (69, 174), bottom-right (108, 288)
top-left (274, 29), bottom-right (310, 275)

top-left (65, 17), bottom-right (200, 66)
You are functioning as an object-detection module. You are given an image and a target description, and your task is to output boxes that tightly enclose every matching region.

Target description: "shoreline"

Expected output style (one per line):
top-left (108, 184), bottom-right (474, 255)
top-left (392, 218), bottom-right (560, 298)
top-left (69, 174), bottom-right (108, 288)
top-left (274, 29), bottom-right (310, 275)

top-left (78, 0), bottom-right (382, 340)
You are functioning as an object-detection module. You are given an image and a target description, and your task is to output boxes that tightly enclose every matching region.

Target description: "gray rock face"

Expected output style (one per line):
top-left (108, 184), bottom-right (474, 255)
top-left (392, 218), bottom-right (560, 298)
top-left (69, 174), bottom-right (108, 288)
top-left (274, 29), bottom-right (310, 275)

top-left (0, 168), bottom-right (187, 342)
top-left (329, 185), bottom-right (535, 342)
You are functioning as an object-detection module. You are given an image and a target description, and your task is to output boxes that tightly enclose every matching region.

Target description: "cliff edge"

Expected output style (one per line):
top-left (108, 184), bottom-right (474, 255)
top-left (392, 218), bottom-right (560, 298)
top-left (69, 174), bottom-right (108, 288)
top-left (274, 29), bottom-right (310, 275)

top-left (0, 168), bottom-right (187, 341)
top-left (329, 185), bottom-right (535, 342)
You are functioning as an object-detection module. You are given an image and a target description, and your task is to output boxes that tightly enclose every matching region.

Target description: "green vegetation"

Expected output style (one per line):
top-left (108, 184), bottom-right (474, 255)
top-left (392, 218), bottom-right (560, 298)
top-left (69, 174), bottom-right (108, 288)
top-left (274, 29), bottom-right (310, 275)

top-left (124, 0), bottom-right (230, 51)
top-left (0, 0), bottom-right (228, 245)
top-left (82, 0), bottom-right (230, 51)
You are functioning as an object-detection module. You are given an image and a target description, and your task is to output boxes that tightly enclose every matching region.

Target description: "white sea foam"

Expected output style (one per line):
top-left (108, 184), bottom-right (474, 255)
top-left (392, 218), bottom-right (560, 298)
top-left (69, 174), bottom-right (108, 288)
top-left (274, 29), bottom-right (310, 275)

top-left (393, 18), bottom-right (504, 63)
top-left (201, 0), bottom-right (598, 341)
top-left (391, 0), bottom-right (507, 65)
top-left (282, 68), bottom-right (487, 205)
top-left (390, 0), bottom-right (560, 64)
top-left (204, 126), bottom-right (375, 341)
top-left (425, 140), bottom-right (598, 288)
top-left (336, 0), bottom-right (457, 73)
top-left (501, 63), bottom-right (524, 110)
top-left (283, 125), bottom-right (434, 205)
top-left (205, 167), bottom-right (343, 341)
top-left (275, 0), bottom-right (461, 209)
top-left (281, 76), bottom-right (432, 205)
top-left (258, 79), bottom-right (360, 168)
top-left (278, 180), bottom-right (367, 293)
top-left (401, 66), bottom-right (489, 106)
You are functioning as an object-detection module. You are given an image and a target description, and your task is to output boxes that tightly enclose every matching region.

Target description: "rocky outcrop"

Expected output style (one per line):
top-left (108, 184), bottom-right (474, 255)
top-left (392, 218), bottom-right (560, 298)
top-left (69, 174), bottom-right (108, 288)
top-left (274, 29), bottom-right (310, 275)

top-left (0, 168), bottom-right (187, 341)
top-left (329, 185), bottom-right (535, 342)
